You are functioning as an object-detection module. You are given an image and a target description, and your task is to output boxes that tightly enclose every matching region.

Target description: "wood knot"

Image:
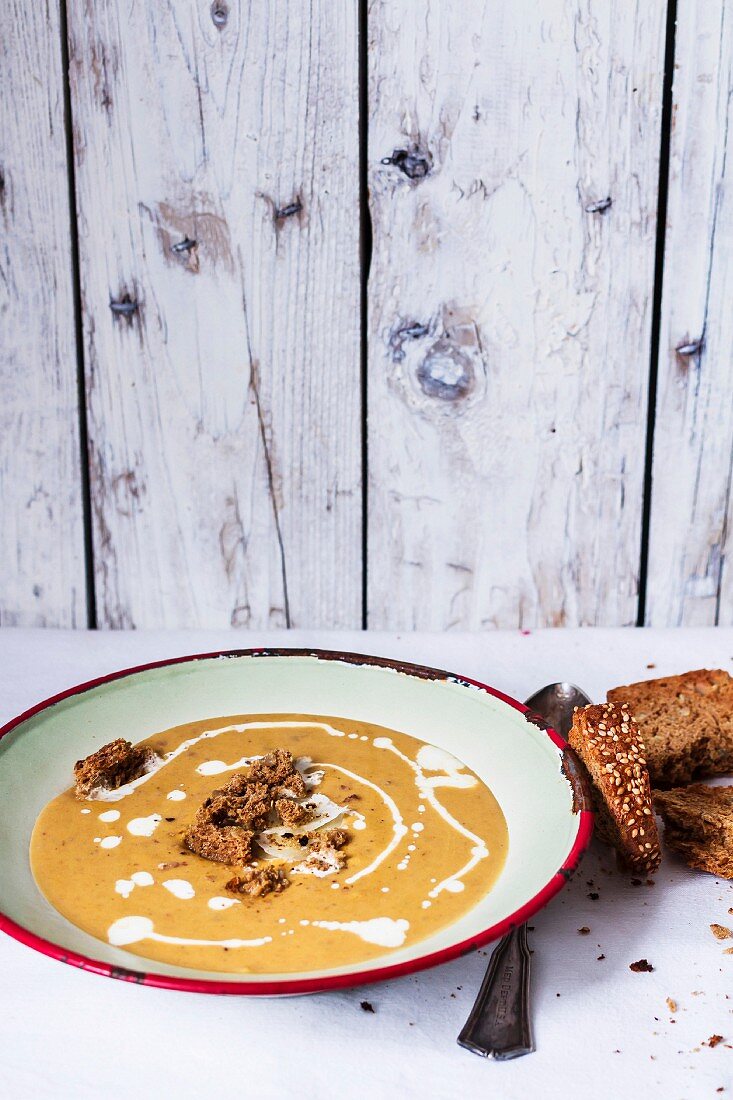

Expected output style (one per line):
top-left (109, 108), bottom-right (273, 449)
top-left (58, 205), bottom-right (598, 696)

top-left (584, 197), bottom-right (612, 214)
top-left (417, 344), bottom-right (474, 402)
top-left (381, 145), bottom-right (432, 181)
top-left (387, 307), bottom-right (486, 413)
top-left (210, 1), bottom-right (228, 28)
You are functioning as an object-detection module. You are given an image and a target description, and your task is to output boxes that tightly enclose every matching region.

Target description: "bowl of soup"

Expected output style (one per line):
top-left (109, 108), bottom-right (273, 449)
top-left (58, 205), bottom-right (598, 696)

top-left (0, 649), bottom-right (592, 994)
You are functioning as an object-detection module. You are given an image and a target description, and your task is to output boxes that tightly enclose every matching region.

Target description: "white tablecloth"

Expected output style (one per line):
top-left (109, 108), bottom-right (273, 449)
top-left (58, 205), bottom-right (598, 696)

top-left (1, 628), bottom-right (731, 1100)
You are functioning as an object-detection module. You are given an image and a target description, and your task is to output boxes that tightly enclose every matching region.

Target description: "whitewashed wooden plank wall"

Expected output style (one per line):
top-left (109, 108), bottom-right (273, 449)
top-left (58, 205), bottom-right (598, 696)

top-left (646, 0), bottom-right (733, 627)
top-left (67, 0), bottom-right (361, 629)
top-left (367, 0), bottom-right (666, 629)
top-left (2, 1), bottom-right (733, 631)
top-left (0, 0), bottom-right (87, 627)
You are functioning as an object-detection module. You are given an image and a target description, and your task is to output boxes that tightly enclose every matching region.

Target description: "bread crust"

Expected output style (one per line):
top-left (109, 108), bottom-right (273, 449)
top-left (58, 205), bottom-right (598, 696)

top-left (569, 702), bottom-right (661, 873)
top-left (654, 784), bottom-right (733, 879)
top-left (608, 669), bottom-right (733, 786)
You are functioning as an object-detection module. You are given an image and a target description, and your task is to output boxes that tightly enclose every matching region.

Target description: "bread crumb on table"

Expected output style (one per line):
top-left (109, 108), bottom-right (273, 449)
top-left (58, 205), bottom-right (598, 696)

top-left (629, 958), bottom-right (654, 972)
top-left (710, 924), bottom-right (733, 940)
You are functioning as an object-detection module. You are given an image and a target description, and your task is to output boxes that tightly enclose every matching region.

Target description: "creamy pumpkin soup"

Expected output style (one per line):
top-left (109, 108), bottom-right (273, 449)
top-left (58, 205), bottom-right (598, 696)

top-left (31, 714), bottom-right (508, 973)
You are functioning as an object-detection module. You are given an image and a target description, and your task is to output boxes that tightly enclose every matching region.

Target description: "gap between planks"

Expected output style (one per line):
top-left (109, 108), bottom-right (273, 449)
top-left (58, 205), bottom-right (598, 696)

top-left (637, 0), bottom-right (679, 627)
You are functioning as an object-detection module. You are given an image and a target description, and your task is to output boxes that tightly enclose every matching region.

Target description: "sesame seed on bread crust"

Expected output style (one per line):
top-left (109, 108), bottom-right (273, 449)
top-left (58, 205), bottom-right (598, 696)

top-left (607, 669), bottom-right (733, 787)
top-left (569, 702), bottom-right (661, 874)
top-left (653, 784), bottom-right (733, 879)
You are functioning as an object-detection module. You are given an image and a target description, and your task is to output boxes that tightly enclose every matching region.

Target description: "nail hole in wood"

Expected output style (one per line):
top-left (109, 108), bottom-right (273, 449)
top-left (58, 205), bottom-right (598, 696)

top-left (170, 236), bottom-right (200, 273)
top-left (210, 1), bottom-right (228, 28)
top-left (274, 198), bottom-right (302, 222)
top-left (109, 294), bottom-right (139, 321)
top-left (676, 337), bottom-right (704, 357)
top-left (584, 197), bottom-right (612, 214)
top-left (381, 145), bottom-right (432, 181)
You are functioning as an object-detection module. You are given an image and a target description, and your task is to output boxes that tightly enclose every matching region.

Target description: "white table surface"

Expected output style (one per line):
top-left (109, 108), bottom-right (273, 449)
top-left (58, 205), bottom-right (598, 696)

top-left (1, 628), bottom-right (732, 1100)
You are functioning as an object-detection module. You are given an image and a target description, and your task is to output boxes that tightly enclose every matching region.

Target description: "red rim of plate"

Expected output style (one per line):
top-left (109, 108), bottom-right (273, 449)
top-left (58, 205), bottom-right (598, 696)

top-left (0, 647), bottom-right (594, 995)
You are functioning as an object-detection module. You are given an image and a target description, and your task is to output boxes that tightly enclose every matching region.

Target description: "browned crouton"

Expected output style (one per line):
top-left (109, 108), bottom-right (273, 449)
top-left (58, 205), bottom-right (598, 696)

top-left (309, 827), bottom-right (349, 852)
top-left (202, 776), bottom-right (271, 832)
top-left (249, 749), bottom-right (307, 797)
top-left (184, 772), bottom-right (273, 865)
top-left (74, 738), bottom-right (158, 800)
top-left (226, 865), bottom-right (289, 897)
top-left (184, 820), bottom-right (254, 864)
top-left (275, 798), bottom-right (311, 828)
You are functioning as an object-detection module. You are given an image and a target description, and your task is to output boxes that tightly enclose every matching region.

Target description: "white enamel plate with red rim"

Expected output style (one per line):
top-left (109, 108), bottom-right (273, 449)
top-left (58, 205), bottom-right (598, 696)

top-left (0, 650), bottom-right (593, 995)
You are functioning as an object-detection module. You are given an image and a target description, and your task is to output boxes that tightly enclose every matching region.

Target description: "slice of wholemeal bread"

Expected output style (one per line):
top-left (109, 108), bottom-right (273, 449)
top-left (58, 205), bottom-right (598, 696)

top-left (607, 669), bottom-right (733, 786)
top-left (654, 784), bottom-right (733, 879)
top-left (569, 702), bottom-right (661, 873)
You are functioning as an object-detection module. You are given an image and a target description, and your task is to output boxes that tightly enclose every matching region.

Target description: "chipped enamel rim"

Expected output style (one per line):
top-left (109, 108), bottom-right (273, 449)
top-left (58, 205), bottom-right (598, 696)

top-left (0, 649), bottom-right (593, 996)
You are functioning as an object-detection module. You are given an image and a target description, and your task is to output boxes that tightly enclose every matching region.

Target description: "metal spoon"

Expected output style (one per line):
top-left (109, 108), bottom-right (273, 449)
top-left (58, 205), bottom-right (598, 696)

top-left (457, 681), bottom-right (592, 1060)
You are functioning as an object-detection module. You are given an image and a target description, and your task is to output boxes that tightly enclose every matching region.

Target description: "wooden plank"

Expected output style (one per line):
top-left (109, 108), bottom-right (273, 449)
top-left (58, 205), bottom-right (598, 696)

top-left (0, 1), bottom-right (87, 627)
top-left (67, 0), bottom-right (361, 628)
top-left (646, 1), bottom-right (733, 626)
top-left (367, 0), bottom-right (666, 629)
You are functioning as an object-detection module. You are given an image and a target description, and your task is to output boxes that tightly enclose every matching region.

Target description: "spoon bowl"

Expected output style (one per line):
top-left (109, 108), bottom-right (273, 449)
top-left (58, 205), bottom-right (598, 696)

top-left (524, 682), bottom-right (592, 739)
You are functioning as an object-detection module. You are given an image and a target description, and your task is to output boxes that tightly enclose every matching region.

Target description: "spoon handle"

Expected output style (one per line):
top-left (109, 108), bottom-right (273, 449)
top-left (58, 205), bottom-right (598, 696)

top-left (457, 923), bottom-right (534, 1059)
